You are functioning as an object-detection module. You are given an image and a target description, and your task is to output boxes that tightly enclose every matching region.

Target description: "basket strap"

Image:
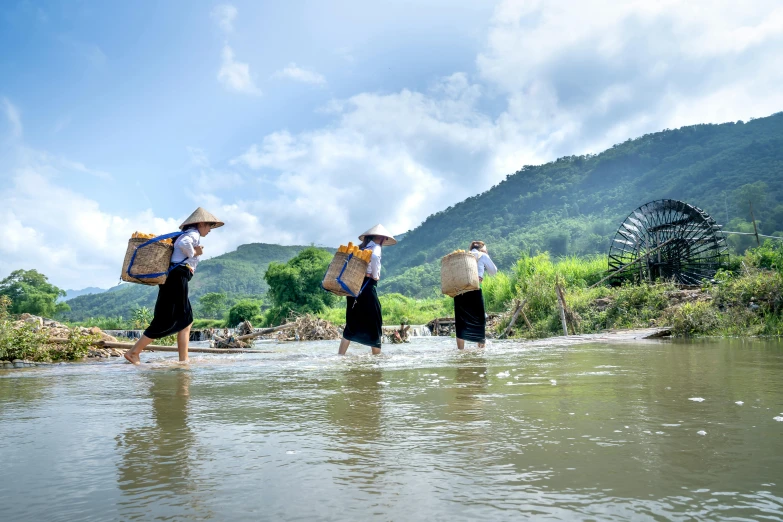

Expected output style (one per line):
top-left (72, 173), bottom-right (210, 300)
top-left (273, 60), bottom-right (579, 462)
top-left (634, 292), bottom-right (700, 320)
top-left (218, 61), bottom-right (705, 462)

top-left (336, 253), bottom-right (357, 297)
top-left (126, 231), bottom-right (184, 279)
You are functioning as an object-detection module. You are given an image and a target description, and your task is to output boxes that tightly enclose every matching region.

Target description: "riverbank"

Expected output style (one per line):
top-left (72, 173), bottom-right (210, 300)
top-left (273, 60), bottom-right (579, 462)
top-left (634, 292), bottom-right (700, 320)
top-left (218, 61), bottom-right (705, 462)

top-left (481, 244), bottom-right (783, 339)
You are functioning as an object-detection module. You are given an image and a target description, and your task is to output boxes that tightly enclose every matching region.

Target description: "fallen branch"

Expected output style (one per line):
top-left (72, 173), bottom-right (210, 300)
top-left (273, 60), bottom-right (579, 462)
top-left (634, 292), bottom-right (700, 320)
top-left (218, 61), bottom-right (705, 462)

top-left (48, 338), bottom-right (272, 354)
top-left (499, 299), bottom-right (528, 339)
top-left (235, 323), bottom-right (296, 341)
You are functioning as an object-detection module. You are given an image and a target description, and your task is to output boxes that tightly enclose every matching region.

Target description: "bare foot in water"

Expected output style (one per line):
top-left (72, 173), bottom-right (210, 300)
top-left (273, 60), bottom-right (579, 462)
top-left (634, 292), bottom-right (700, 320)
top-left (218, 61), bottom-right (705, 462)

top-left (123, 350), bottom-right (140, 365)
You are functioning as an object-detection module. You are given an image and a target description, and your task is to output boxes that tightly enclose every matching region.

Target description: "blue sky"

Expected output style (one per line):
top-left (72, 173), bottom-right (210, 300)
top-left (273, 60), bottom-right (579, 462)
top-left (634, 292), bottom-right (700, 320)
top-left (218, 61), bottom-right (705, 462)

top-left (2, 0), bottom-right (783, 289)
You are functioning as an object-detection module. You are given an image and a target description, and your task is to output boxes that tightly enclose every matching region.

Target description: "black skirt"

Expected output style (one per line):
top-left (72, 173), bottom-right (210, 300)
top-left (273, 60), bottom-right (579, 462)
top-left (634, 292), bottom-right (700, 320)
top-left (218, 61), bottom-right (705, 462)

top-left (454, 288), bottom-right (486, 343)
top-left (144, 265), bottom-right (194, 339)
top-left (342, 278), bottom-right (382, 348)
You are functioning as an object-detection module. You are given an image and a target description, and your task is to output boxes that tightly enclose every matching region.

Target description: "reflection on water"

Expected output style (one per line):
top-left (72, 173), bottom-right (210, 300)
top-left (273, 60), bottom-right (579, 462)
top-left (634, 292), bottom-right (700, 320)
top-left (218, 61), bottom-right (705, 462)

top-left (116, 370), bottom-right (211, 520)
top-left (1, 338), bottom-right (782, 520)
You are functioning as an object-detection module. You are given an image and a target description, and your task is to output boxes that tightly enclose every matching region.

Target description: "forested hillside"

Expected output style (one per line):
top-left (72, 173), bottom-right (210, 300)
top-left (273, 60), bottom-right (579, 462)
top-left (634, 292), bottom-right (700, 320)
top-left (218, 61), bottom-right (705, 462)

top-left (62, 243), bottom-right (317, 321)
top-left (381, 113), bottom-right (783, 296)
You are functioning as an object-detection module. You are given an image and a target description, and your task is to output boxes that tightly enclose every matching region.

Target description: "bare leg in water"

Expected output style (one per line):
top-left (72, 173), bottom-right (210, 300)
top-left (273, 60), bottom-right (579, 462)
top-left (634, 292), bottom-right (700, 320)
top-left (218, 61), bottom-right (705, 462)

top-left (124, 335), bottom-right (153, 365)
top-left (456, 338), bottom-right (485, 350)
top-left (338, 338), bottom-right (381, 355)
top-left (177, 324), bottom-right (192, 363)
top-left (123, 323), bottom-right (192, 365)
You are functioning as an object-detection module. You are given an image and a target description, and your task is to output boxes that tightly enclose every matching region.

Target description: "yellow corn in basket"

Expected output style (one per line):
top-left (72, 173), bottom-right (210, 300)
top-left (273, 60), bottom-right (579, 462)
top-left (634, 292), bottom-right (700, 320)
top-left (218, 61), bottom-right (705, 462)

top-left (121, 236), bottom-right (176, 286)
top-left (322, 251), bottom-right (369, 297)
top-left (440, 251), bottom-right (480, 297)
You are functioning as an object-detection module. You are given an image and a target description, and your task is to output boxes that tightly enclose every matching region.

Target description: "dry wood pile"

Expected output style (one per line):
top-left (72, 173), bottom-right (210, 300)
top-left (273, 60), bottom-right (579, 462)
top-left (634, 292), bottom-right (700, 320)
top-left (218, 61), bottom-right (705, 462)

top-left (276, 314), bottom-right (340, 341)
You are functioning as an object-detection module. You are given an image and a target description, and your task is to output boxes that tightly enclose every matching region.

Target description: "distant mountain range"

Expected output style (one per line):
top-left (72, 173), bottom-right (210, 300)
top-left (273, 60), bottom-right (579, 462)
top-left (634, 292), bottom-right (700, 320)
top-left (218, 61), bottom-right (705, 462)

top-left (58, 287), bottom-right (108, 303)
top-left (63, 112), bottom-right (783, 316)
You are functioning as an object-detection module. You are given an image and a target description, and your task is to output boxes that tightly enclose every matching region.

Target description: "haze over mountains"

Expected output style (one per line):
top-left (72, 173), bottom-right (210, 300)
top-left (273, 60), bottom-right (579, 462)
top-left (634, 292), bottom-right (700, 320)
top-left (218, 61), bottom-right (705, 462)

top-left (63, 112), bottom-right (783, 318)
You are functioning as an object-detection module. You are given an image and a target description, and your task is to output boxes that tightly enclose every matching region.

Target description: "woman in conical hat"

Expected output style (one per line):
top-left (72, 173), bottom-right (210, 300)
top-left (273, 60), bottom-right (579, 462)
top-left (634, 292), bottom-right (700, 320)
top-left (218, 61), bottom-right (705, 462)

top-left (338, 224), bottom-right (396, 355)
top-left (454, 240), bottom-right (497, 349)
top-left (124, 207), bottom-right (224, 365)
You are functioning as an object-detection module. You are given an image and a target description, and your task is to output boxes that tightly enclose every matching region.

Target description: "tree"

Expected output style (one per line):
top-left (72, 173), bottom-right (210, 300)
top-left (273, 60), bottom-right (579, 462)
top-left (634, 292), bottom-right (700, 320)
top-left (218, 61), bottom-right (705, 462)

top-left (199, 292), bottom-right (228, 319)
top-left (228, 299), bottom-right (262, 327)
top-left (264, 247), bottom-right (337, 325)
top-left (0, 269), bottom-right (69, 317)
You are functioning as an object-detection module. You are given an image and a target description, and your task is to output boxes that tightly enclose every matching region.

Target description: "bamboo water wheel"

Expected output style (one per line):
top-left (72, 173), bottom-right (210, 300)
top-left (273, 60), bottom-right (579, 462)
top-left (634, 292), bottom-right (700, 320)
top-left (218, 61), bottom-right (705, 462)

top-left (608, 199), bottom-right (728, 285)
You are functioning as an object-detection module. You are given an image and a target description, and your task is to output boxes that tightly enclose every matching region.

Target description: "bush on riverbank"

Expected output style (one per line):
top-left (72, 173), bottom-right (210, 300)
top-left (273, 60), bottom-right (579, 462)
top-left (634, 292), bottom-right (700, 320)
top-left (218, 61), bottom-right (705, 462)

top-left (0, 297), bottom-right (101, 361)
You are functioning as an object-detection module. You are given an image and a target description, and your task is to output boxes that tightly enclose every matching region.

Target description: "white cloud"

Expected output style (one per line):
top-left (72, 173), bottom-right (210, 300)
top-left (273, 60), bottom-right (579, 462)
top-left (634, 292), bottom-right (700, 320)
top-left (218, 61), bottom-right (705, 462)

top-left (217, 45), bottom-right (262, 95)
top-left (476, 0), bottom-right (783, 156)
top-left (2, 98), bottom-right (22, 138)
top-left (222, 0), bottom-right (783, 249)
top-left (273, 63), bottom-right (326, 85)
top-left (211, 4), bottom-right (237, 33)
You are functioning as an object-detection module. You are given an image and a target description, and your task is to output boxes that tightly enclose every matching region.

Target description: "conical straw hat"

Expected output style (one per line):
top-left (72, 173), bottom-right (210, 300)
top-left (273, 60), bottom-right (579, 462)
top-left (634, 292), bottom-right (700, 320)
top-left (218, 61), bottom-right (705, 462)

top-left (358, 224), bottom-right (397, 246)
top-left (179, 207), bottom-right (225, 230)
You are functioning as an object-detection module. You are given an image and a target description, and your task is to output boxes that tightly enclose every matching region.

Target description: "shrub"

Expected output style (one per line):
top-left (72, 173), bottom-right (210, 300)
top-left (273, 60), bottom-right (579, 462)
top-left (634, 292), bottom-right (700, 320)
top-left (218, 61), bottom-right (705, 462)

top-left (228, 300), bottom-right (262, 327)
top-left (671, 301), bottom-right (720, 337)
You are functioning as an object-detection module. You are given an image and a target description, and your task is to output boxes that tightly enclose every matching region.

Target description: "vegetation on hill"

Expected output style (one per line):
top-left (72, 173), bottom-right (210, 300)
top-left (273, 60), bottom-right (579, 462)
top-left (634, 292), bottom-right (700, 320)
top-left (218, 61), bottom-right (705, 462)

top-left (381, 113), bottom-right (783, 297)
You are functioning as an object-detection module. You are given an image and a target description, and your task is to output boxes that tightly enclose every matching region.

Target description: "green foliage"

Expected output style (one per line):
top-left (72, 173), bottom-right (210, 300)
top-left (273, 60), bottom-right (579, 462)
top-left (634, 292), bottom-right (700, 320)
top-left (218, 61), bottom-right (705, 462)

top-left (264, 247), bottom-right (337, 325)
top-left (0, 322), bottom-right (48, 361)
top-left (670, 302), bottom-right (721, 337)
top-left (379, 294), bottom-right (453, 325)
top-left (199, 292), bottom-right (228, 319)
top-left (192, 318), bottom-right (226, 329)
top-left (131, 306), bottom-right (152, 329)
top-left (228, 300), bottom-right (262, 327)
top-left (54, 328), bottom-right (99, 362)
top-left (743, 240), bottom-right (783, 274)
top-left (67, 316), bottom-right (130, 330)
top-left (0, 269), bottom-right (69, 318)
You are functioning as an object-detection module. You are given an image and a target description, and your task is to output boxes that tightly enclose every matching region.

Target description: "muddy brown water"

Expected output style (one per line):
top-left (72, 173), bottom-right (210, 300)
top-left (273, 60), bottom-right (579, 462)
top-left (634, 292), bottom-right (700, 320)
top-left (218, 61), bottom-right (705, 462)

top-left (1, 337), bottom-right (782, 520)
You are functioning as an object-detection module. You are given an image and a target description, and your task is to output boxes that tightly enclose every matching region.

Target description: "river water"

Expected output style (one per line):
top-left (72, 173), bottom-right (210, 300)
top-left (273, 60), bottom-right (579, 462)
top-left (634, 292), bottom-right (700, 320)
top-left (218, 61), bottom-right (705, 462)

top-left (1, 337), bottom-right (782, 521)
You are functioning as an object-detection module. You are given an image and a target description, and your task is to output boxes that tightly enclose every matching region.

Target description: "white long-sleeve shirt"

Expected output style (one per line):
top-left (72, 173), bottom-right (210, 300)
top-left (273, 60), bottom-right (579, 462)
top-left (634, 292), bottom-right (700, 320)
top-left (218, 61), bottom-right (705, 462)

top-left (171, 229), bottom-right (201, 272)
top-left (364, 240), bottom-right (382, 280)
top-left (471, 249), bottom-right (497, 280)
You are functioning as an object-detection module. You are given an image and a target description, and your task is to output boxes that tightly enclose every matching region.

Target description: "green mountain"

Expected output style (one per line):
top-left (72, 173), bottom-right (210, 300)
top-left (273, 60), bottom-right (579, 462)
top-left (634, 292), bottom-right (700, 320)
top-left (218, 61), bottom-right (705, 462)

top-left (63, 243), bottom-right (316, 321)
top-left (380, 112), bottom-right (783, 296)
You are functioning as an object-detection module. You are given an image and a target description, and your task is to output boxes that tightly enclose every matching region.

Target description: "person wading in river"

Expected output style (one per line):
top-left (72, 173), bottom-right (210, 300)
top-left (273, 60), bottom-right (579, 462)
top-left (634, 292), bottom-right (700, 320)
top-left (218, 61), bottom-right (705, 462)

top-left (338, 224), bottom-right (397, 355)
top-left (124, 207), bottom-right (224, 365)
top-left (454, 241), bottom-right (497, 350)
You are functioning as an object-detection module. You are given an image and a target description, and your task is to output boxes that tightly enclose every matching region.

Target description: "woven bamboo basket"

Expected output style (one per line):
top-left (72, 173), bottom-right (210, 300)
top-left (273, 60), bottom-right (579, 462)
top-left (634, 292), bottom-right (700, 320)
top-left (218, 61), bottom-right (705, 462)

top-left (322, 251), bottom-right (369, 297)
top-left (121, 238), bottom-right (175, 286)
top-left (441, 251), bottom-right (480, 297)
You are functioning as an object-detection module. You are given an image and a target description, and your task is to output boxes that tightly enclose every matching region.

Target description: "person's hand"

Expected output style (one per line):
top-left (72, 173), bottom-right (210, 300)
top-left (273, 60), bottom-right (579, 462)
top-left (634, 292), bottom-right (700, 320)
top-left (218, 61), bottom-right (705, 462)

top-left (480, 246), bottom-right (488, 254)
top-left (194, 245), bottom-right (204, 256)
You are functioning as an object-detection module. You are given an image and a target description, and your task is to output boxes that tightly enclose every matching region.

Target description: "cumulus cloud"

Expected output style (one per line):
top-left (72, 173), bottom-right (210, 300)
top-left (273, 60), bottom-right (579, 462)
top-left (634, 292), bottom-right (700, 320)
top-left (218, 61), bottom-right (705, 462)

top-left (273, 63), bottom-right (326, 85)
top-left (222, 0), bottom-right (783, 249)
top-left (211, 4), bottom-right (237, 33)
top-left (217, 45), bottom-right (262, 95)
top-left (477, 0), bottom-right (783, 156)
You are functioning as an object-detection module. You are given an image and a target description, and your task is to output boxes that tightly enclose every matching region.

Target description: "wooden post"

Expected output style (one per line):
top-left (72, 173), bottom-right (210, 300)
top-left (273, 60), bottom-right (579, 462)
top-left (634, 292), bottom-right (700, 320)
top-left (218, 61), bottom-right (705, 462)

top-left (555, 281), bottom-right (568, 336)
top-left (434, 319), bottom-right (439, 337)
top-left (750, 201), bottom-right (761, 246)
